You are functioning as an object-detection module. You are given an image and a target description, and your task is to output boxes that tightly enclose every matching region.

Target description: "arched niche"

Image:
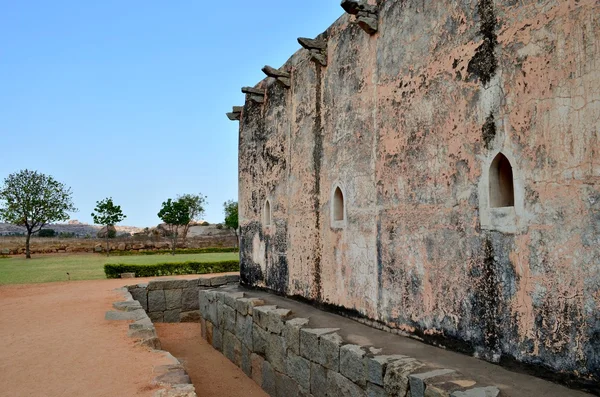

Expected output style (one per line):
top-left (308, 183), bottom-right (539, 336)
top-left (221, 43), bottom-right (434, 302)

top-left (489, 153), bottom-right (515, 208)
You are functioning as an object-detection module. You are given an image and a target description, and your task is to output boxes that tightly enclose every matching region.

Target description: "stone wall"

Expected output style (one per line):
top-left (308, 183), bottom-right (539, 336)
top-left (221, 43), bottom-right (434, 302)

top-left (128, 275), bottom-right (240, 323)
top-left (0, 235), bottom-right (237, 256)
top-left (198, 288), bottom-right (501, 397)
top-left (236, 0), bottom-right (600, 385)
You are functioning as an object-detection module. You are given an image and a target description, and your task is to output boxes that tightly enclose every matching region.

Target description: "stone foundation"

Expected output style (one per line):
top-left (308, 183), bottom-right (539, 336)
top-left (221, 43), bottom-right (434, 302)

top-left (198, 288), bottom-right (500, 397)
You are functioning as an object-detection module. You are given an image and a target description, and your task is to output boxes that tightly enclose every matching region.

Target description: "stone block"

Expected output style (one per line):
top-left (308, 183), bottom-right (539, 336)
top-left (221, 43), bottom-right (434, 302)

top-left (409, 368), bottom-right (456, 397)
top-left (383, 358), bottom-right (424, 397)
top-left (327, 371), bottom-right (365, 397)
top-left (266, 308), bottom-right (292, 334)
top-left (241, 345), bottom-right (252, 376)
top-left (451, 387), bottom-right (500, 397)
top-left (224, 291), bottom-right (245, 308)
top-left (128, 326), bottom-right (156, 339)
top-left (198, 277), bottom-right (212, 287)
top-left (236, 297), bottom-right (265, 315)
top-left (235, 313), bottom-right (253, 348)
top-left (253, 305), bottom-right (277, 329)
top-left (129, 288), bottom-right (148, 310)
top-left (320, 333), bottom-right (343, 371)
top-left (310, 363), bottom-right (328, 397)
top-left (262, 360), bottom-right (277, 396)
top-left (276, 371), bottom-right (301, 397)
top-left (149, 312), bottom-right (164, 322)
top-left (366, 382), bottom-right (386, 397)
top-left (198, 291), bottom-right (209, 318)
top-left (223, 303), bottom-right (237, 333)
top-left (210, 276), bottom-right (228, 286)
top-left (148, 290), bottom-right (166, 312)
top-left (113, 301), bottom-right (142, 312)
top-left (253, 324), bottom-right (269, 355)
top-left (200, 317), bottom-right (207, 339)
top-left (182, 288), bottom-right (199, 311)
top-left (180, 311), bottom-right (201, 323)
top-left (105, 309), bottom-right (146, 321)
top-left (223, 331), bottom-right (242, 366)
top-left (216, 301), bottom-right (225, 328)
top-left (154, 368), bottom-right (191, 386)
top-left (148, 279), bottom-right (189, 290)
top-left (283, 318), bottom-right (310, 355)
top-left (266, 333), bottom-right (286, 372)
top-left (251, 353), bottom-right (264, 386)
top-left (164, 309), bottom-right (181, 323)
top-left (206, 321), bottom-right (214, 345)
top-left (226, 274), bottom-right (240, 284)
top-left (130, 317), bottom-right (153, 330)
top-left (340, 344), bottom-right (366, 386)
top-left (299, 328), bottom-right (339, 364)
top-left (165, 289), bottom-right (183, 310)
top-left (286, 352), bottom-right (311, 390)
top-left (366, 355), bottom-right (409, 386)
top-left (212, 328), bottom-right (223, 352)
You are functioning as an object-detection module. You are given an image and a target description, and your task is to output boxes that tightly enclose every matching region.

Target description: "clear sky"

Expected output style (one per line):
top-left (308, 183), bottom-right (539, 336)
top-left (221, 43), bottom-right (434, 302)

top-left (0, 1), bottom-right (344, 227)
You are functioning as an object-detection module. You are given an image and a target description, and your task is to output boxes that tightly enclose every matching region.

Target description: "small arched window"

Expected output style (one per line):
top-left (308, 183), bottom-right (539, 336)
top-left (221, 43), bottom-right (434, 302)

top-left (264, 200), bottom-right (272, 226)
top-left (333, 187), bottom-right (344, 221)
top-left (489, 153), bottom-right (515, 208)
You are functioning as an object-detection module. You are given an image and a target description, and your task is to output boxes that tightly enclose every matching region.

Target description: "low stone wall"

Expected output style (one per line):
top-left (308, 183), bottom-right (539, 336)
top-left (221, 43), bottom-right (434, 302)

top-left (105, 287), bottom-right (197, 397)
top-left (0, 235), bottom-right (237, 255)
top-left (127, 275), bottom-right (240, 323)
top-left (198, 289), bottom-right (501, 397)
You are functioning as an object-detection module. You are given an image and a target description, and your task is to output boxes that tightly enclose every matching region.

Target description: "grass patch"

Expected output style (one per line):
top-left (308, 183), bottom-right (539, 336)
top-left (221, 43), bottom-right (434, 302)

top-left (0, 252), bottom-right (239, 285)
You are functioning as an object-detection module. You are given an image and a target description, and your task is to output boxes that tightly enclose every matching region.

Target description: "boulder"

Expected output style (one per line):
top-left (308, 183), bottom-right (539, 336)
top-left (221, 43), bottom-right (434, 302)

top-left (97, 225), bottom-right (116, 238)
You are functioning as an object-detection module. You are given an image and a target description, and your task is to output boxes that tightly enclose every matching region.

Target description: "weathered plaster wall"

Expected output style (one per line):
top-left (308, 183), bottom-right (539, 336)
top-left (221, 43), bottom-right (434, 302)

top-left (238, 0), bottom-right (600, 387)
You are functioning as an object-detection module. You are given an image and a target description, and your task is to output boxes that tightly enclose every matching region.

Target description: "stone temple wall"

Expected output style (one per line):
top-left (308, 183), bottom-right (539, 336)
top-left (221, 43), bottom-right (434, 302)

top-left (236, 0), bottom-right (600, 386)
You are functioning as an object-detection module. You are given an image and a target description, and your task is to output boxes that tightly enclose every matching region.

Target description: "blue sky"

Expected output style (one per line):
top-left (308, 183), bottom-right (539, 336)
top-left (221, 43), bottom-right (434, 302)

top-left (0, 1), bottom-right (343, 227)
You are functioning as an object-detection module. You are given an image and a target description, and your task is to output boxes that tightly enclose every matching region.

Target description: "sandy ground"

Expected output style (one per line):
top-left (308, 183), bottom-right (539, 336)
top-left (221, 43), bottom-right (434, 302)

top-left (155, 323), bottom-right (267, 397)
top-left (0, 274), bottom-right (238, 397)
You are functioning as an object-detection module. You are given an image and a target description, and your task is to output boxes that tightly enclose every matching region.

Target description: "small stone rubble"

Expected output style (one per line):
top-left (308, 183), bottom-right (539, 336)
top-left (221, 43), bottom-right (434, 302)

top-left (198, 287), bottom-right (502, 397)
top-left (106, 288), bottom-right (197, 397)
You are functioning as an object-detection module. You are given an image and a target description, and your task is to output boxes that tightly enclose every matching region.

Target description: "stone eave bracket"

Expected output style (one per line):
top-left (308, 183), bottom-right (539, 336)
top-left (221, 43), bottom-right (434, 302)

top-left (226, 106), bottom-right (243, 121)
top-left (242, 86), bottom-right (265, 104)
top-left (341, 0), bottom-right (378, 35)
top-left (262, 65), bottom-right (291, 88)
top-left (298, 37), bottom-right (327, 66)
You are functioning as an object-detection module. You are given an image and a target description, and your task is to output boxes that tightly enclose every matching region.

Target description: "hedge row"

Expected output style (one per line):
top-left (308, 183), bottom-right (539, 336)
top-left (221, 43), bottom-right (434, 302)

top-left (104, 260), bottom-right (240, 279)
top-left (107, 247), bottom-right (239, 256)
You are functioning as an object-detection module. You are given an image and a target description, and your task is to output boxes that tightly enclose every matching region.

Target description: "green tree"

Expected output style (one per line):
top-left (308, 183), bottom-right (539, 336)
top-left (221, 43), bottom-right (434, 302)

top-left (176, 193), bottom-right (207, 243)
top-left (157, 198), bottom-right (191, 255)
top-left (91, 197), bottom-right (126, 257)
top-left (0, 170), bottom-right (76, 258)
top-left (223, 200), bottom-right (238, 247)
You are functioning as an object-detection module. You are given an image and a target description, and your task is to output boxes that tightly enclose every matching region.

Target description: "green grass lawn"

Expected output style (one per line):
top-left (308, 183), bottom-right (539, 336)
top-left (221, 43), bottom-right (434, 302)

top-left (0, 252), bottom-right (239, 285)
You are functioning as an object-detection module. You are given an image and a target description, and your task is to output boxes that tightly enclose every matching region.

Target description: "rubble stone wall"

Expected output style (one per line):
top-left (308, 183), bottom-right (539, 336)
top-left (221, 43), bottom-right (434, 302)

top-left (238, 0), bottom-right (600, 386)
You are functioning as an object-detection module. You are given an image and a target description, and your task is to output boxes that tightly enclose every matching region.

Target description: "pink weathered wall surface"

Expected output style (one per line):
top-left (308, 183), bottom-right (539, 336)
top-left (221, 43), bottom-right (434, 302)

top-left (238, 0), bottom-right (599, 388)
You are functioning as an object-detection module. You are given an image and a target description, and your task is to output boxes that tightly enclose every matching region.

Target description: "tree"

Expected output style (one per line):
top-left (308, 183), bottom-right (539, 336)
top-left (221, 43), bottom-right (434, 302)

top-left (223, 200), bottom-right (239, 247)
top-left (176, 193), bottom-right (207, 243)
top-left (157, 198), bottom-right (190, 255)
top-left (0, 170), bottom-right (76, 258)
top-left (91, 197), bottom-right (126, 257)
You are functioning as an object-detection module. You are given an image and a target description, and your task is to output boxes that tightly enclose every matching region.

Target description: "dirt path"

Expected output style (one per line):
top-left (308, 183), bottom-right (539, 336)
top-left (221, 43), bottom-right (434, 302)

top-left (0, 274), bottom-right (238, 397)
top-left (155, 323), bottom-right (267, 397)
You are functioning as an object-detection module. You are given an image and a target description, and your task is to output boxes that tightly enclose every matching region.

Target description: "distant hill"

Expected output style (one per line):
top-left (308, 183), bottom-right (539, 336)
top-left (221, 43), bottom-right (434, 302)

top-left (0, 221), bottom-right (143, 237)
